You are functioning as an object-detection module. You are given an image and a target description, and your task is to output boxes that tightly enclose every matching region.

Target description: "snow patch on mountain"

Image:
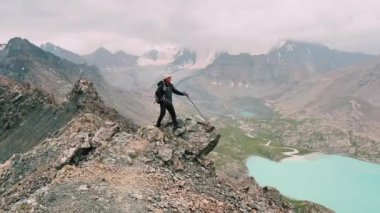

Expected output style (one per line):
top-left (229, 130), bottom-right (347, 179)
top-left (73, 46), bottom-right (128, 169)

top-left (0, 43), bottom-right (6, 51)
top-left (138, 46), bottom-right (181, 66)
top-left (190, 51), bottom-right (216, 69)
top-left (170, 48), bottom-right (197, 69)
top-left (285, 43), bottom-right (295, 52)
top-left (138, 46), bottom-right (216, 69)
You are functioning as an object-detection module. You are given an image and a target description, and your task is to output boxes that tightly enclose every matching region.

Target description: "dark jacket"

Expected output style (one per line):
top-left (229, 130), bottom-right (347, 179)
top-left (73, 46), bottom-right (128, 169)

top-left (155, 80), bottom-right (185, 103)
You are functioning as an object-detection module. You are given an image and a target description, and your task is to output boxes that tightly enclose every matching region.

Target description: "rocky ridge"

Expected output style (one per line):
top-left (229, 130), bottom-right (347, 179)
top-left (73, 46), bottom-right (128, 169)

top-left (0, 80), bottom-right (330, 212)
top-left (0, 76), bottom-right (53, 132)
top-left (0, 76), bottom-right (62, 162)
top-left (0, 76), bottom-right (136, 163)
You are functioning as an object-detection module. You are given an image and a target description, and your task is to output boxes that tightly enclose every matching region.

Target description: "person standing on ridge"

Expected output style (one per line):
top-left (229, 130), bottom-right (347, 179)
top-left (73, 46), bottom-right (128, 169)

top-left (155, 74), bottom-right (188, 130)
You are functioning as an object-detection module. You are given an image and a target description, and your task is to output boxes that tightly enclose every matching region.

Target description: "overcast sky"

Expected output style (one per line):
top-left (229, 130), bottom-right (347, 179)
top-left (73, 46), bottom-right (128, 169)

top-left (1, 0), bottom-right (380, 55)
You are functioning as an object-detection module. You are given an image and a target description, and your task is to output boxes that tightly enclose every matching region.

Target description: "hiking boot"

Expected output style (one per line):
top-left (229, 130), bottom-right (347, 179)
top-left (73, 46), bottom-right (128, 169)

top-left (172, 123), bottom-right (179, 131)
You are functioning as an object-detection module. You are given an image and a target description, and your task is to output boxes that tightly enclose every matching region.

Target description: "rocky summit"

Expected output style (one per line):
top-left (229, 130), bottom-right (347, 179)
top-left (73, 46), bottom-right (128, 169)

top-left (0, 79), bottom-right (331, 213)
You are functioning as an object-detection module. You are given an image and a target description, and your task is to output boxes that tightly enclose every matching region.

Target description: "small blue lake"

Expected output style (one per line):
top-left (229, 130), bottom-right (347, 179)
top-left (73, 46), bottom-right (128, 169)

top-left (246, 153), bottom-right (380, 213)
top-left (240, 111), bottom-right (255, 117)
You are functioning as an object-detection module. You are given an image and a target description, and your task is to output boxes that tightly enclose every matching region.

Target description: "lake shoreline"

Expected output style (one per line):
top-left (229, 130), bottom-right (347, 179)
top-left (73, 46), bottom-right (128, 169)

top-left (246, 153), bottom-right (380, 213)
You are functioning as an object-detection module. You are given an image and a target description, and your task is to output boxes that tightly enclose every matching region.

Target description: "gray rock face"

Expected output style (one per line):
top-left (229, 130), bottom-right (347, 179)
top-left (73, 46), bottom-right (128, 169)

top-left (0, 76), bottom-right (75, 163)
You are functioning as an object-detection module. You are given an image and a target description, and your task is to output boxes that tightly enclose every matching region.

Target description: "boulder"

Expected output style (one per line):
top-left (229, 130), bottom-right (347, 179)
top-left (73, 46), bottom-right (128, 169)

top-left (137, 126), bottom-right (165, 142)
top-left (157, 147), bottom-right (173, 162)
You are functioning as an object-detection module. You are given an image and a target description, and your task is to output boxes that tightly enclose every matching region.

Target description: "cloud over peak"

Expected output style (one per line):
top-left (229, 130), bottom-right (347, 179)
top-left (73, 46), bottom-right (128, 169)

top-left (1, 0), bottom-right (380, 55)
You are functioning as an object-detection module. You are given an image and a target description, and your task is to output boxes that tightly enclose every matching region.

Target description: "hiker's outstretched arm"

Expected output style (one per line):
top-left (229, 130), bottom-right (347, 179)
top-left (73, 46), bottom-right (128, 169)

top-left (171, 85), bottom-right (185, 96)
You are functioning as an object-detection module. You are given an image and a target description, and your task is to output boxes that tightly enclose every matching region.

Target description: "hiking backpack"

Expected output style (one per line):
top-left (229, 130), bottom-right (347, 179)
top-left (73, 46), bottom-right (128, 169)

top-left (154, 82), bottom-right (167, 104)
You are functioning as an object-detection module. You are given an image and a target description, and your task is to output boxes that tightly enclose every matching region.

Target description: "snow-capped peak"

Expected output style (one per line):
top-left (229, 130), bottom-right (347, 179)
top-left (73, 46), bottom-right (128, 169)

top-left (138, 46), bottom-right (182, 66)
top-left (138, 46), bottom-right (216, 69)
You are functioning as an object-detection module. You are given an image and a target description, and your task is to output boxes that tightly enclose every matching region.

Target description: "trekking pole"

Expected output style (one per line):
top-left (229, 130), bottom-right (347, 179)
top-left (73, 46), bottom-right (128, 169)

top-left (186, 96), bottom-right (215, 131)
top-left (186, 95), bottom-right (207, 121)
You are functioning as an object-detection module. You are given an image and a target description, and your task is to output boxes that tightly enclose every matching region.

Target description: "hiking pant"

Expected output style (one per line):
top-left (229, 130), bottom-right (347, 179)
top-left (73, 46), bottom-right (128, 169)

top-left (156, 101), bottom-right (177, 127)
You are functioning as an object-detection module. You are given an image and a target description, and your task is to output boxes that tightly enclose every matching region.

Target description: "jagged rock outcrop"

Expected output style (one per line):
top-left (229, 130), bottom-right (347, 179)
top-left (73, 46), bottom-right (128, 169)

top-left (0, 77), bottom-right (136, 163)
top-left (0, 114), bottom-right (282, 212)
top-left (65, 79), bottom-right (137, 132)
top-left (0, 118), bottom-right (331, 212)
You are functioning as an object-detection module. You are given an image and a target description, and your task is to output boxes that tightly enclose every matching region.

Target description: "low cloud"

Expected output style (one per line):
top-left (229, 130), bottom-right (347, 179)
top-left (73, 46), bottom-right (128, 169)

top-left (1, 0), bottom-right (380, 55)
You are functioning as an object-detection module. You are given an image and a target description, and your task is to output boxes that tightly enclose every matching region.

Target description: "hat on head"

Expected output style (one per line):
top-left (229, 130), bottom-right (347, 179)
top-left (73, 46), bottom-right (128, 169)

top-left (163, 74), bottom-right (172, 79)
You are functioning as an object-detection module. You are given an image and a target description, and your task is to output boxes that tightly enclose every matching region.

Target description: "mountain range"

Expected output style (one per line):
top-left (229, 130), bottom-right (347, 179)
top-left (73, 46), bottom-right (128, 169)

top-left (36, 37), bottom-right (380, 159)
top-left (195, 40), bottom-right (372, 91)
top-left (1, 36), bottom-right (380, 212)
top-left (175, 41), bottom-right (374, 117)
top-left (10, 38), bottom-right (380, 127)
top-left (37, 39), bottom-right (380, 139)
top-left (40, 43), bottom-right (139, 70)
top-left (4, 37), bottom-right (380, 143)
top-left (41, 43), bottom-right (215, 70)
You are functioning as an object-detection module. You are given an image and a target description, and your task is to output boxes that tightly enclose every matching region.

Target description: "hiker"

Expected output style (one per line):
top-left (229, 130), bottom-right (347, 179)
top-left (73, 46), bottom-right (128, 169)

top-left (155, 74), bottom-right (188, 130)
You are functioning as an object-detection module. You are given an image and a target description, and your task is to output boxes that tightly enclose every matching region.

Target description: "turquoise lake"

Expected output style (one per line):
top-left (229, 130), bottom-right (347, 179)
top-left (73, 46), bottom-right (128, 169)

top-left (240, 111), bottom-right (255, 117)
top-left (246, 154), bottom-right (380, 213)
